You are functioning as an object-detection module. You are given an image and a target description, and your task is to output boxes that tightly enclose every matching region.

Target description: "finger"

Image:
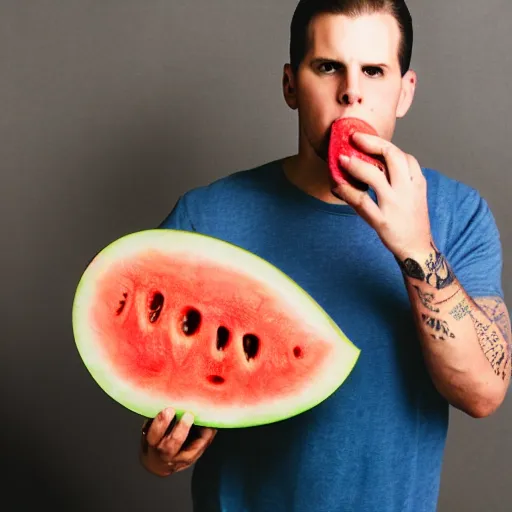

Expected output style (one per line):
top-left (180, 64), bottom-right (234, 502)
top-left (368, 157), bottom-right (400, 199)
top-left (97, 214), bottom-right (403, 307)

top-left (156, 411), bottom-right (195, 461)
top-left (339, 154), bottom-right (392, 198)
top-left (333, 181), bottom-right (384, 229)
top-left (175, 427), bottom-right (217, 464)
top-left (350, 132), bottom-right (408, 188)
top-left (145, 407), bottom-right (176, 447)
top-left (182, 427), bottom-right (217, 455)
top-left (350, 131), bottom-right (391, 156)
top-left (338, 154), bottom-right (394, 207)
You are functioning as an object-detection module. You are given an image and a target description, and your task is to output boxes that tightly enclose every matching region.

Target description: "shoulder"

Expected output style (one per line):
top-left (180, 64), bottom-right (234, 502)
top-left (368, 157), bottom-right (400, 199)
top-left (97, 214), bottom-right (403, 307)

top-left (421, 166), bottom-right (496, 226)
top-left (159, 159), bottom-right (283, 231)
top-left (421, 167), bottom-right (504, 295)
top-left (180, 159), bottom-right (282, 211)
top-left (421, 164), bottom-right (502, 256)
top-left (422, 166), bottom-right (481, 203)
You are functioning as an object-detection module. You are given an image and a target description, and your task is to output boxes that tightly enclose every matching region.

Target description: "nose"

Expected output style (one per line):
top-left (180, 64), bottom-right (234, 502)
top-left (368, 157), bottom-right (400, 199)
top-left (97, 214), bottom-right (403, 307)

top-left (338, 67), bottom-right (363, 105)
top-left (341, 90), bottom-right (363, 105)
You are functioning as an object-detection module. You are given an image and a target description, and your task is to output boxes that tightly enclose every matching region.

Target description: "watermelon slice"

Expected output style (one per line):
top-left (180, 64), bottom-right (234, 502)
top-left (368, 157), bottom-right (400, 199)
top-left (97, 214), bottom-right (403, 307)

top-left (72, 229), bottom-right (360, 428)
top-left (328, 117), bottom-right (387, 191)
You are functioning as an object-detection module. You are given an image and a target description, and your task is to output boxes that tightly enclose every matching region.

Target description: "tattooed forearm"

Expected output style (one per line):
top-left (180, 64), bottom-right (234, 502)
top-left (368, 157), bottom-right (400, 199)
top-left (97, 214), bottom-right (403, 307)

top-left (472, 315), bottom-right (509, 380)
top-left (445, 294), bottom-right (510, 380)
top-left (413, 285), bottom-right (462, 313)
top-left (449, 297), bottom-right (471, 321)
top-left (396, 240), bottom-right (455, 289)
top-left (413, 285), bottom-right (440, 312)
top-left (397, 241), bottom-right (511, 383)
top-left (474, 297), bottom-right (512, 347)
top-left (472, 297), bottom-right (511, 380)
top-left (421, 314), bottom-right (456, 340)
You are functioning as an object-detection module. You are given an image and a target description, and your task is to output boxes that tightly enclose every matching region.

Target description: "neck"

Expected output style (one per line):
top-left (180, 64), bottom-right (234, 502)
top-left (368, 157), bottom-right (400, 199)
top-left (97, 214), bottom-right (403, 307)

top-left (280, 154), bottom-right (348, 205)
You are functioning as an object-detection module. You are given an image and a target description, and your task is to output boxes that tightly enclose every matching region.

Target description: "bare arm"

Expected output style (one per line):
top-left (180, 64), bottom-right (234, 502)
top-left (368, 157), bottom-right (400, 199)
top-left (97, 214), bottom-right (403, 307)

top-left (396, 241), bottom-right (511, 418)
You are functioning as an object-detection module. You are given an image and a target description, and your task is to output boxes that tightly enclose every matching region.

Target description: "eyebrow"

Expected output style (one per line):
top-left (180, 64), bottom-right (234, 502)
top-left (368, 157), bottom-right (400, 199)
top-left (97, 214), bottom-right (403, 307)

top-left (310, 57), bottom-right (389, 68)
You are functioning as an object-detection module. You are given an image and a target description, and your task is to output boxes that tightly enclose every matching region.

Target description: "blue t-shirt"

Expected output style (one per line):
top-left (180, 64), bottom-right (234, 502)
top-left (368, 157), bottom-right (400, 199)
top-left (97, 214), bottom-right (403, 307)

top-left (158, 159), bottom-right (503, 512)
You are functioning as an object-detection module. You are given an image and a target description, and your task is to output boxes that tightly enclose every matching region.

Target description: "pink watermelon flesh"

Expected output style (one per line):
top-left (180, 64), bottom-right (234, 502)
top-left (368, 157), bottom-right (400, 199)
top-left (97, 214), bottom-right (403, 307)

top-left (328, 117), bottom-right (387, 192)
top-left (72, 230), bottom-right (360, 428)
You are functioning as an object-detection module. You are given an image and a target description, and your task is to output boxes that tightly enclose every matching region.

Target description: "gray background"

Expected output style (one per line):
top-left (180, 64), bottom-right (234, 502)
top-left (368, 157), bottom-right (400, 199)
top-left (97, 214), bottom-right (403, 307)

top-left (2, 0), bottom-right (510, 510)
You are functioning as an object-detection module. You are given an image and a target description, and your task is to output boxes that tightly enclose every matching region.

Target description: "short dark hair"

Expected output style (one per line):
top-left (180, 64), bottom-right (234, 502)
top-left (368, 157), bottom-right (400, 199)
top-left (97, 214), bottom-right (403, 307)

top-left (289, 0), bottom-right (413, 77)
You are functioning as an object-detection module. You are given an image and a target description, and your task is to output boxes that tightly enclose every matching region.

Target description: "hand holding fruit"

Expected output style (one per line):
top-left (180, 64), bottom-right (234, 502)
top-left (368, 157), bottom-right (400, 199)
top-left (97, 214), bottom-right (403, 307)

top-left (139, 407), bottom-right (217, 477)
top-left (328, 117), bottom-right (433, 261)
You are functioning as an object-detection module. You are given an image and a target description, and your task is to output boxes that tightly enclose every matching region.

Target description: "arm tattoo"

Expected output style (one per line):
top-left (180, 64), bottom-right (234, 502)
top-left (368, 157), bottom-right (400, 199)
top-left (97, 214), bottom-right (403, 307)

top-left (445, 295), bottom-right (511, 380)
top-left (396, 241), bottom-right (455, 290)
top-left (413, 285), bottom-right (440, 313)
top-left (471, 315), bottom-right (509, 380)
top-left (474, 297), bottom-right (511, 347)
top-left (449, 297), bottom-right (471, 321)
top-left (473, 297), bottom-right (511, 380)
top-left (421, 314), bottom-right (456, 340)
top-left (396, 241), bottom-right (511, 380)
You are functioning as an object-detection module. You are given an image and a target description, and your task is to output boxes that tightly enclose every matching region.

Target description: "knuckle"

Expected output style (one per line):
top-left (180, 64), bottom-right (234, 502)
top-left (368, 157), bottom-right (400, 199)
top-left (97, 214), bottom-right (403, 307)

top-left (158, 437), bottom-right (179, 456)
top-left (382, 144), bottom-right (397, 158)
top-left (155, 444), bottom-right (172, 460)
top-left (155, 409), bottom-right (169, 424)
top-left (376, 216), bottom-right (391, 231)
top-left (355, 194), bottom-right (367, 209)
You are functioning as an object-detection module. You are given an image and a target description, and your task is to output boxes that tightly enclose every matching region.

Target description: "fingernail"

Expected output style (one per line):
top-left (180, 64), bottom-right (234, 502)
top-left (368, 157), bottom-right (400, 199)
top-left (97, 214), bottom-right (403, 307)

top-left (339, 154), bottom-right (350, 165)
top-left (183, 412), bottom-right (195, 424)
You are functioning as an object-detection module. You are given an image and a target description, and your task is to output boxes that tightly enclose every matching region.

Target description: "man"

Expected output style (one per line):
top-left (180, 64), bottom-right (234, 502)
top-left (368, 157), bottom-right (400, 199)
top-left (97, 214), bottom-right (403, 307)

top-left (139, 1), bottom-right (511, 510)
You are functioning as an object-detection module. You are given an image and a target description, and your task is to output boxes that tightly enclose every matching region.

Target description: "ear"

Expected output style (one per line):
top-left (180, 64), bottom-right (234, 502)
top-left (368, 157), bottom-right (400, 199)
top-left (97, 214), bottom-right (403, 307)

top-left (396, 69), bottom-right (417, 118)
top-left (282, 63), bottom-right (298, 110)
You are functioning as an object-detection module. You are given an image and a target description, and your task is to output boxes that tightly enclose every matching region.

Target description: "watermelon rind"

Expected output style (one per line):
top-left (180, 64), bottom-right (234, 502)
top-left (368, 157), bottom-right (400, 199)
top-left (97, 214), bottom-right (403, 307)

top-left (72, 229), bottom-right (360, 428)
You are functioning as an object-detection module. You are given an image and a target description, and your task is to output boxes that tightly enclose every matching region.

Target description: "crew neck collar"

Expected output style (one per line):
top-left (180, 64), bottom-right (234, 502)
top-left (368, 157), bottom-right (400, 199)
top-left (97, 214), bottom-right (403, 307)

top-left (274, 158), bottom-right (377, 216)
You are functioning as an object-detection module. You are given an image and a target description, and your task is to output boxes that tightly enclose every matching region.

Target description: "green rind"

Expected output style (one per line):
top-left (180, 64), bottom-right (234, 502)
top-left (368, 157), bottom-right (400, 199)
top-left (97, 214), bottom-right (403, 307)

top-left (72, 229), bottom-right (361, 428)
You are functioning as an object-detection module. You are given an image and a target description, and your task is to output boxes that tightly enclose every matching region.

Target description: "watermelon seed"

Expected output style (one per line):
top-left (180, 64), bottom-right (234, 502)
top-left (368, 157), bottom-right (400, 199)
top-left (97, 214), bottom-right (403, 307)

top-left (243, 334), bottom-right (259, 361)
top-left (182, 308), bottom-right (201, 335)
top-left (293, 346), bottom-right (303, 358)
top-left (116, 292), bottom-right (128, 315)
top-left (149, 292), bottom-right (164, 323)
top-left (217, 326), bottom-right (230, 350)
top-left (207, 375), bottom-right (225, 385)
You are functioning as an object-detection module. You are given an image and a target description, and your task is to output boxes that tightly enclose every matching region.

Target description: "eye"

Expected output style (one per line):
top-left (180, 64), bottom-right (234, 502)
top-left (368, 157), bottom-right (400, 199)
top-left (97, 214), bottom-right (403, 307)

top-left (363, 66), bottom-right (384, 77)
top-left (319, 62), bottom-right (340, 74)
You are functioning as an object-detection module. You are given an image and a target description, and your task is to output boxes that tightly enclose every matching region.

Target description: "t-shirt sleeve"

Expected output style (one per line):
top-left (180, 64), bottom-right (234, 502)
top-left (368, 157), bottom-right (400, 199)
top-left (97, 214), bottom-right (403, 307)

top-left (445, 186), bottom-right (504, 299)
top-left (157, 194), bottom-right (196, 232)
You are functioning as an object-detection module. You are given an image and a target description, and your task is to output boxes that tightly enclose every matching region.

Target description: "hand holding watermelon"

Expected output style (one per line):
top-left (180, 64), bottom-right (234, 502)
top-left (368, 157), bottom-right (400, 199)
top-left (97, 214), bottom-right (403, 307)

top-left (140, 407), bottom-right (217, 477)
top-left (328, 119), bottom-right (433, 261)
top-left (328, 117), bottom-right (388, 192)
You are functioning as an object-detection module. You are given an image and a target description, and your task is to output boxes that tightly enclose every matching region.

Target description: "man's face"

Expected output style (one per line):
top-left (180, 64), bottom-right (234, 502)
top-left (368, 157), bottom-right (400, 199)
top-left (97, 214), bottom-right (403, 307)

top-left (284, 11), bottom-right (416, 162)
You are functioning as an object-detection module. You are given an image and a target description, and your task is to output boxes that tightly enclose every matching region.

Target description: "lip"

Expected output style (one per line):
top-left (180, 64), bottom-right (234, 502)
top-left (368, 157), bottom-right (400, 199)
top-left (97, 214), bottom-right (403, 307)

top-left (331, 116), bottom-right (380, 136)
top-left (334, 115), bottom-right (367, 123)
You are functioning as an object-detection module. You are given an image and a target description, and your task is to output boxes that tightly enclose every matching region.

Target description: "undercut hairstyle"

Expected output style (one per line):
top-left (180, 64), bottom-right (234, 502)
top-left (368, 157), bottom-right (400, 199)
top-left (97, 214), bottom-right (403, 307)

top-left (289, 0), bottom-right (413, 77)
